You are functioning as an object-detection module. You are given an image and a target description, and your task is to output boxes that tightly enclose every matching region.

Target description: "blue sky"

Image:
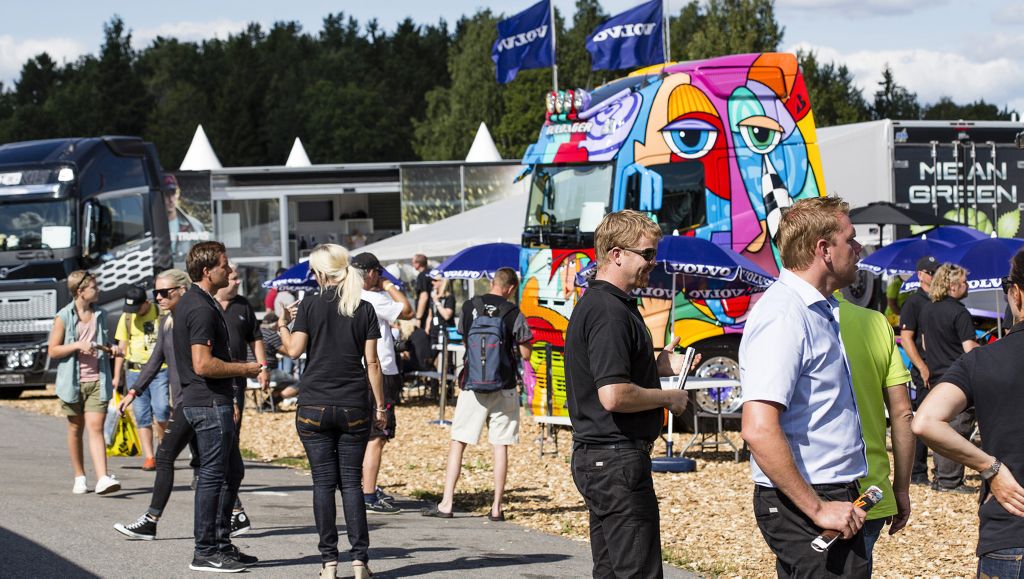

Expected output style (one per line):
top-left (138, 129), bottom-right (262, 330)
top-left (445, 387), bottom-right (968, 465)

top-left (2, 1), bottom-right (1022, 111)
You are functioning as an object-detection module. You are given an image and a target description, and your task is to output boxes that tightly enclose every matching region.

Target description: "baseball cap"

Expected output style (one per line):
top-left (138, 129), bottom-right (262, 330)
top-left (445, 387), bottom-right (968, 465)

top-left (123, 286), bottom-right (147, 313)
top-left (351, 252), bottom-right (382, 272)
top-left (916, 255), bottom-right (939, 274)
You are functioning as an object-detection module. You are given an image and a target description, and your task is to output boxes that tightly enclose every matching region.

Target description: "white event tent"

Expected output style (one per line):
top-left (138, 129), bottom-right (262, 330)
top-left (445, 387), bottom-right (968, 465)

top-left (358, 193), bottom-right (528, 262)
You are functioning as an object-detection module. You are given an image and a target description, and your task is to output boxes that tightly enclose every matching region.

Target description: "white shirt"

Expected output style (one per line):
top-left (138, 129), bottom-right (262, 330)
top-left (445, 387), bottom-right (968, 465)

top-left (739, 268), bottom-right (867, 486)
top-left (361, 289), bottom-right (404, 375)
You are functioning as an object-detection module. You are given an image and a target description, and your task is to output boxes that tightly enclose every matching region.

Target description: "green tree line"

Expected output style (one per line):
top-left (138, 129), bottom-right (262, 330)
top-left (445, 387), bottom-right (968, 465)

top-left (0, 2), bottom-right (1014, 167)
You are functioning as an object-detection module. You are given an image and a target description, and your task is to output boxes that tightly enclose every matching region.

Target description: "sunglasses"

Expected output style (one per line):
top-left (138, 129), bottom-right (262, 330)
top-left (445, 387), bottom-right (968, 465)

top-left (1002, 276), bottom-right (1018, 295)
top-left (153, 287), bottom-right (184, 299)
top-left (620, 247), bottom-right (658, 262)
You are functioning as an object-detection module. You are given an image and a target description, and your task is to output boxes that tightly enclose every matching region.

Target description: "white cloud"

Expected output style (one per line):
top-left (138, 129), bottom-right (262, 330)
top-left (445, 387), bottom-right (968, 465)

top-left (777, 0), bottom-right (946, 17)
top-left (133, 19), bottom-right (249, 46)
top-left (789, 41), bottom-right (1024, 114)
top-left (0, 35), bottom-right (88, 87)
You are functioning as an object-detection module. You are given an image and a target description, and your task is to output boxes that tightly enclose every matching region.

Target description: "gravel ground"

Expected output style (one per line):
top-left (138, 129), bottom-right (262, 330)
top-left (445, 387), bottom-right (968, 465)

top-left (3, 387), bottom-right (981, 577)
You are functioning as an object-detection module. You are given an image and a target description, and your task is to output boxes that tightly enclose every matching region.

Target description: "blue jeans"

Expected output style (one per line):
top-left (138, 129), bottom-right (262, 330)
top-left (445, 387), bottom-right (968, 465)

top-left (183, 403), bottom-right (244, 557)
top-left (126, 369), bottom-right (170, 427)
top-left (862, 518), bottom-right (886, 574)
top-left (295, 405), bottom-right (371, 565)
top-left (979, 548), bottom-right (1024, 578)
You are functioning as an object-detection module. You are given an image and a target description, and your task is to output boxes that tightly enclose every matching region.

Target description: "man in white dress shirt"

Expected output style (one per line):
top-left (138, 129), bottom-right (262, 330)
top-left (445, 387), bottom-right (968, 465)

top-left (740, 196), bottom-right (870, 577)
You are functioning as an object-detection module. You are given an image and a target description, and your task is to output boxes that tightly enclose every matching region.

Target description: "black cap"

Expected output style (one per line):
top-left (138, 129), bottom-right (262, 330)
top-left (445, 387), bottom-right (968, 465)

top-left (351, 252), bottom-right (382, 272)
top-left (916, 255), bottom-right (939, 274)
top-left (123, 286), bottom-right (147, 313)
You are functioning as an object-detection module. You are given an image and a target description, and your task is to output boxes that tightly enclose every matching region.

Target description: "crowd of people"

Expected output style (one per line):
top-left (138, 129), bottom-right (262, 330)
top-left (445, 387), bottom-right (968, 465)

top-left (47, 202), bottom-right (1024, 577)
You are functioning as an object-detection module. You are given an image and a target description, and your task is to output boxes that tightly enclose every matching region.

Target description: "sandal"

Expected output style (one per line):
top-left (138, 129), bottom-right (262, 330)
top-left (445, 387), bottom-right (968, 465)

top-left (352, 563), bottom-right (372, 579)
top-left (487, 510), bottom-right (505, 522)
top-left (420, 503), bottom-right (453, 518)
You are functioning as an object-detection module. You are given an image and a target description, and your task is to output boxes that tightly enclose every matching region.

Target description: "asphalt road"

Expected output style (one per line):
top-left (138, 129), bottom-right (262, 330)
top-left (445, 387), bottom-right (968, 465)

top-left (0, 406), bottom-right (696, 578)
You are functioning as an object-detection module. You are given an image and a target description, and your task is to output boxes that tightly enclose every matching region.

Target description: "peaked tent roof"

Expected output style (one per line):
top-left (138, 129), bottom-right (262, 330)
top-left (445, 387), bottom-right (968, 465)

top-left (358, 194), bottom-right (527, 262)
top-left (465, 122), bottom-right (502, 162)
top-left (179, 124), bottom-right (223, 171)
top-left (285, 138), bottom-right (312, 167)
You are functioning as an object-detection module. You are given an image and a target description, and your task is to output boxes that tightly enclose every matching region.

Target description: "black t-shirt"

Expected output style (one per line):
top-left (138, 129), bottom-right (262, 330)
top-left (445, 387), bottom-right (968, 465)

top-left (565, 280), bottom-right (662, 444)
top-left (172, 285), bottom-right (235, 407)
top-left (942, 323), bottom-right (1024, 555)
top-left (402, 326), bottom-right (432, 371)
top-left (920, 296), bottom-right (976, 380)
top-left (428, 294), bottom-right (456, 341)
top-left (899, 288), bottom-right (930, 384)
top-left (415, 272), bottom-right (432, 327)
top-left (221, 295), bottom-right (260, 362)
top-left (292, 288), bottom-right (381, 408)
top-left (459, 294), bottom-right (532, 390)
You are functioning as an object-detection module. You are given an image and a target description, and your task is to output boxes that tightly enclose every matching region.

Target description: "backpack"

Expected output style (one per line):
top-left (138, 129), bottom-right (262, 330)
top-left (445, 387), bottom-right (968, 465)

top-left (463, 297), bottom-right (514, 392)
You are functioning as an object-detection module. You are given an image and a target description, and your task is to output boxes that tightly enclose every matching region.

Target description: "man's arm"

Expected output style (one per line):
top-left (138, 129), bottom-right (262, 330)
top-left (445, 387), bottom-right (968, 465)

top-left (900, 329), bottom-right (930, 386)
top-left (191, 344), bottom-right (261, 379)
top-left (415, 292), bottom-right (429, 329)
top-left (883, 383), bottom-right (914, 534)
top-left (251, 338), bottom-right (269, 388)
top-left (597, 382), bottom-right (688, 415)
top-left (742, 400), bottom-right (866, 538)
top-left (962, 339), bottom-right (980, 353)
top-left (384, 282), bottom-right (414, 320)
top-left (913, 383), bottom-right (1024, 517)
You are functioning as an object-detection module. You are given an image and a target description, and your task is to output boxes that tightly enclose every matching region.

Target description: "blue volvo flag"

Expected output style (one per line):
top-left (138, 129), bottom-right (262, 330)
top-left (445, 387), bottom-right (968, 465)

top-left (586, 0), bottom-right (665, 71)
top-left (491, 0), bottom-right (553, 84)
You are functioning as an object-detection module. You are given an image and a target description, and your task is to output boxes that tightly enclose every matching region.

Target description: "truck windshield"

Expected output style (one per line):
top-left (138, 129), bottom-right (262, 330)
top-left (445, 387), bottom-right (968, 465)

top-left (0, 199), bottom-right (74, 250)
top-left (527, 163), bottom-right (613, 228)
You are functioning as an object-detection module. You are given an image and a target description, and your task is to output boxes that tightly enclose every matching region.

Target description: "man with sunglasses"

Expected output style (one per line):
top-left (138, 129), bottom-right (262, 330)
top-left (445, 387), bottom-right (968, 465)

top-left (113, 286), bottom-right (168, 471)
top-left (913, 252), bottom-right (1024, 576)
top-left (565, 210), bottom-right (696, 578)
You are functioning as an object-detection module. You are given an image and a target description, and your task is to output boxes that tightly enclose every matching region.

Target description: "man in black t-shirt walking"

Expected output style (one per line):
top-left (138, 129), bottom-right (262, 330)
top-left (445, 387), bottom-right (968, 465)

top-left (412, 253), bottom-right (432, 330)
top-left (420, 268), bottom-right (532, 522)
top-left (174, 242), bottom-right (261, 573)
top-left (565, 211), bottom-right (697, 579)
top-left (899, 255), bottom-right (938, 485)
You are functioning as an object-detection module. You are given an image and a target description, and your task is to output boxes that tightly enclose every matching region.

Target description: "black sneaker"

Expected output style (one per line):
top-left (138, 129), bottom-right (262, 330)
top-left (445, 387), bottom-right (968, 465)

top-left (911, 474), bottom-right (930, 485)
top-left (229, 510), bottom-right (252, 537)
top-left (365, 498), bottom-right (401, 514)
top-left (932, 482), bottom-right (976, 494)
top-left (375, 487), bottom-right (394, 503)
top-left (113, 514), bottom-right (157, 540)
top-left (221, 544), bottom-right (259, 565)
top-left (189, 552), bottom-right (246, 573)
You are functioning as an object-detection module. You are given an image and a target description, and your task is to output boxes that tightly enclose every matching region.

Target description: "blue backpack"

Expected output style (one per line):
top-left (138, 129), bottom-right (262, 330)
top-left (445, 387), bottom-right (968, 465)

top-left (463, 297), bottom-right (514, 392)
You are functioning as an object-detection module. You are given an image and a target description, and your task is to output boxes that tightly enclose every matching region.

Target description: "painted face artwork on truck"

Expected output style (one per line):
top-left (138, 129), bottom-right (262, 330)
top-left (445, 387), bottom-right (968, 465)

top-left (519, 53), bottom-right (826, 416)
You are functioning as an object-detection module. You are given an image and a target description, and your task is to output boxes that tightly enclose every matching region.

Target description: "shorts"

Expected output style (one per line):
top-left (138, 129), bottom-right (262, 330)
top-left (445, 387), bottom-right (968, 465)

top-left (127, 369), bottom-right (170, 426)
top-left (60, 380), bottom-right (107, 416)
top-left (450, 388), bottom-right (519, 446)
top-left (370, 374), bottom-right (403, 439)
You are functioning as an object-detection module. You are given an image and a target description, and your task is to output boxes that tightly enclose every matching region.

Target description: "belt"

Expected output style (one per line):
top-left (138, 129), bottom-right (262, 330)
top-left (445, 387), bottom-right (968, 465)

top-left (573, 440), bottom-right (654, 454)
top-left (758, 481), bottom-right (858, 493)
top-left (126, 361), bottom-right (144, 371)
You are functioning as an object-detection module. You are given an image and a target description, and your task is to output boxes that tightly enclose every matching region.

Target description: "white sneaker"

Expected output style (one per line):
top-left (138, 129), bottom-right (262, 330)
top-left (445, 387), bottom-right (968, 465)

top-left (72, 476), bottom-right (88, 494)
top-left (95, 474), bottom-right (121, 495)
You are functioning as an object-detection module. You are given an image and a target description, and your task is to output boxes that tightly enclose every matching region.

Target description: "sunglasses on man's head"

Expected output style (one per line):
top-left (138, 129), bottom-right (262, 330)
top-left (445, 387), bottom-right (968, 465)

top-left (1002, 276), bottom-right (1017, 294)
top-left (153, 287), bottom-right (183, 299)
top-left (620, 247), bottom-right (658, 262)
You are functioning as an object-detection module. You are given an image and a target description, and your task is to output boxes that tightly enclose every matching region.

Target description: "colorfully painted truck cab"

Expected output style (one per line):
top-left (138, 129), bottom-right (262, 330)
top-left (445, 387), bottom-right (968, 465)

top-left (518, 52), bottom-right (826, 418)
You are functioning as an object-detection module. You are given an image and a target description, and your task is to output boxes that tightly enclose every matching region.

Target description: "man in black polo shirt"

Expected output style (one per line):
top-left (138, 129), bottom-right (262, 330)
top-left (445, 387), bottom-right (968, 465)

top-left (565, 210), bottom-right (696, 579)
top-left (913, 251), bottom-right (1024, 576)
top-left (174, 241), bottom-right (261, 573)
top-left (214, 265), bottom-right (268, 536)
top-left (899, 255), bottom-right (937, 484)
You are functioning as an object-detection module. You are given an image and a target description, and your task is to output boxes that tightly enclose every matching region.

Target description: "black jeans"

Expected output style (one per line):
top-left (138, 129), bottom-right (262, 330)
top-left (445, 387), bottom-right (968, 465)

top-left (571, 447), bottom-right (662, 579)
top-left (149, 404), bottom-right (195, 517)
top-left (753, 484), bottom-right (869, 578)
top-left (183, 403), bottom-right (244, 557)
top-left (933, 408), bottom-right (976, 488)
top-left (296, 404), bottom-right (371, 565)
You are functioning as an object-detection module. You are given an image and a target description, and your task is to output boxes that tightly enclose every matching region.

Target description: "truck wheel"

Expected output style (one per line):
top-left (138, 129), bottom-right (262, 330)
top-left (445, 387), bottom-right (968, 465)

top-left (842, 269), bottom-right (878, 308)
top-left (674, 338), bottom-right (742, 434)
top-left (0, 389), bottom-right (24, 399)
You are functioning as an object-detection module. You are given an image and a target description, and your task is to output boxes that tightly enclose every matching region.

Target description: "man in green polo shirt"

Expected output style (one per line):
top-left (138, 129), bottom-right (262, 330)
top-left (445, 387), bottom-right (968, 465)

top-left (838, 295), bottom-right (915, 571)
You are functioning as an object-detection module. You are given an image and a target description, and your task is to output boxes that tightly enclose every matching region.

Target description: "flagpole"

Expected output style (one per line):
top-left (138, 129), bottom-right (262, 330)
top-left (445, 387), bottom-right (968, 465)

top-left (663, 0), bottom-right (671, 63)
top-left (550, 0), bottom-right (558, 93)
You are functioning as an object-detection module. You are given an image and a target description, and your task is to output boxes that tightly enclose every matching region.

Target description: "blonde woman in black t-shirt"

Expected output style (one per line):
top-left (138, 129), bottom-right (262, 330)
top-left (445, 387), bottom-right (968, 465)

top-left (278, 244), bottom-right (385, 579)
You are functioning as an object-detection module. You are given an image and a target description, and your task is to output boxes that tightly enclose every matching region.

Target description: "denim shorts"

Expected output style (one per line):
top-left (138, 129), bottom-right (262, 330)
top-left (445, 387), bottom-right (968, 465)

top-left (127, 369), bottom-right (170, 426)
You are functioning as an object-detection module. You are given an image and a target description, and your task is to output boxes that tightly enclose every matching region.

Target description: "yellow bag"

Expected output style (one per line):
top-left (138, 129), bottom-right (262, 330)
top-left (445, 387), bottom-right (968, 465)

top-left (107, 391), bottom-right (141, 457)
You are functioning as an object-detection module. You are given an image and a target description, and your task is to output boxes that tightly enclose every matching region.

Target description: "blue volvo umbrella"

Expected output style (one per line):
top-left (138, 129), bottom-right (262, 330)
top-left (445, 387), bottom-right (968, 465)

top-left (915, 225), bottom-right (988, 245)
top-left (430, 242), bottom-right (520, 280)
top-left (263, 260), bottom-right (402, 292)
top-left (858, 238), bottom-right (955, 276)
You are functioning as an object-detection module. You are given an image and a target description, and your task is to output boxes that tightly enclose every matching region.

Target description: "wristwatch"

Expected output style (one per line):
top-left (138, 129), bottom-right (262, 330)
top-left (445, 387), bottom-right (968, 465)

top-left (980, 459), bottom-right (1002, 481)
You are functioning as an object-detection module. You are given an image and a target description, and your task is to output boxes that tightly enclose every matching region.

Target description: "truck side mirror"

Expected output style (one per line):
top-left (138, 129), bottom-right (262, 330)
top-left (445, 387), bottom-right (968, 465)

top-left (622, 163), bottom-right (663, 212)
top-left (81, 200), bottom-right (107, 259)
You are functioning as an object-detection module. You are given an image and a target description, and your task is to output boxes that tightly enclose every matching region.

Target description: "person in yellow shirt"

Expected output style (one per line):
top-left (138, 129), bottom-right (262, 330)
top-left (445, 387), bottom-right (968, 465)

top-left (113, 286), bottom-right (168, 471)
